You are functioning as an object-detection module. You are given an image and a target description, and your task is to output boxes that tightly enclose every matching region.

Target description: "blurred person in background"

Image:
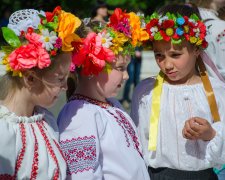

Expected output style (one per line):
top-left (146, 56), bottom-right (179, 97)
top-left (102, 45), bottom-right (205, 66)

top-left (91, 0), bottom-right (108, 23)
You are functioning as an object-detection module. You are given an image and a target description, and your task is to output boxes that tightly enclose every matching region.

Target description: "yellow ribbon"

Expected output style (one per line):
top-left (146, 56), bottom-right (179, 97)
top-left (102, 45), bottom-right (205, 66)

top-left (148, 59), bottom-right (220, 151)
top-left (197, 57), bottom-right (220, 122)
top-left (148, 71), bottom-right (164, 151)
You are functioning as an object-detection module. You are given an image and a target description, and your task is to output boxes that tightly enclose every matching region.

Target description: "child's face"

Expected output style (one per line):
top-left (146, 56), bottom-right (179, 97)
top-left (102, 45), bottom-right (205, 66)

top-left (96, 54), bottom-right (130, 98)
top-left (32, 53), bottom-right (71, 107)
top-left (153, 40), bottom-right (199, 84)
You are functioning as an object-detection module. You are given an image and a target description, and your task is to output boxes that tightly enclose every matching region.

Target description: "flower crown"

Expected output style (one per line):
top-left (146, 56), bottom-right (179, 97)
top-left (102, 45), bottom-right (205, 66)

top-left (0, 6), bottom-right (81, 77)
top-left (145, 12), bottom-right (208, 48)
top-left (72, 8), bottom-right (149, 76)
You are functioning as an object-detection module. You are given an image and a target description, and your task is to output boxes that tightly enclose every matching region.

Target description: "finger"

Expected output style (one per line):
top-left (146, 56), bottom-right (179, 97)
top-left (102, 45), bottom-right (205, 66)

top-left (189, 119), bottom-right (201, 132)
top-left (183, 128), bottom-right (196, 140)
top-left (193, 117), bottom-right (205, 125)
top-left (186, 121), bottom-right (199, 137)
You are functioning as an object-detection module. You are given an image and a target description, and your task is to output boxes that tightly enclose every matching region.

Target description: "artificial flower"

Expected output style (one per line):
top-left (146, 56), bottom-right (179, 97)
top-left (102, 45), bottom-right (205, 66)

top-left (40, 29), bottom-right (57, 51)
top-left (72, 32), bottom-right (115, 76)
top-left (98, 30), bottom-right (113, 48)
top-left (9, 44), bottom-right (50, 71)
top-left (57, 10), bottom-right (81, 51)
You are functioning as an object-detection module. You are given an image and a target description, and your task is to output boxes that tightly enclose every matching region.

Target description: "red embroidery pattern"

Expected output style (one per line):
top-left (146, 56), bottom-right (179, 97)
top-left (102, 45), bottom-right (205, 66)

top-left (69, 94), bottom-right (112, 108)
top-left (30, 124), bottom-right (39, 180)
top-left (37, 121), bottom-right (60, 180)
top-left (107, 109), bottom-right (142, 157)
top-left (53, 139), bottom-right (66, 162)
top-left (0, 174), bottom-right (15, 180)
top-left (14, 123), bottom-right (26, 177)
top-left (216, 29), bottom-right (225, 42)
top-left (60, 136), bottom-right (96, 175)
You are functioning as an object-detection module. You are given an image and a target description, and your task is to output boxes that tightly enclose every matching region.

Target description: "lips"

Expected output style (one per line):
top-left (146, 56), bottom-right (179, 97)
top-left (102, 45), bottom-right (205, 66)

top-left (166, 71), bottom-right (177, 77)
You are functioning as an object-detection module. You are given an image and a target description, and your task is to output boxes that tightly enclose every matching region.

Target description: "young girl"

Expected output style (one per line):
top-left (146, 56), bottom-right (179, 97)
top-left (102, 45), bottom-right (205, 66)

top-left (0, 6), bottom-right (81, 179)
top-left (131, 4), bottom-right (225, 180)
top-left (57, 8), bottom-right (150, 179)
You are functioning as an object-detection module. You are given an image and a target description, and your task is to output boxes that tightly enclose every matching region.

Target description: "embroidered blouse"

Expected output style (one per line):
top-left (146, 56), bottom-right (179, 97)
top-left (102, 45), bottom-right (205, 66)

top-left (131, 77), bottom-right (225, 171)
top-left (58, 94), bottom-right (150, 180)
top-left (0, 105), bottom-right (66, 180)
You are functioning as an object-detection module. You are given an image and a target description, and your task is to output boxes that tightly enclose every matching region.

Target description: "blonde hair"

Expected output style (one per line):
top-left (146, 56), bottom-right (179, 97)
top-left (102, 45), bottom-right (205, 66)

top-left (190, 0), bottom-right (213, 9)
top-left (0, 52), bottom-right (68, 101)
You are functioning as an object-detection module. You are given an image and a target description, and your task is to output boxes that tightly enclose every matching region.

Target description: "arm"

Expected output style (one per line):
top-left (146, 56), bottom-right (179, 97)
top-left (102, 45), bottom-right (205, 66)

top-left (58, 102), bottom-right (105, 180)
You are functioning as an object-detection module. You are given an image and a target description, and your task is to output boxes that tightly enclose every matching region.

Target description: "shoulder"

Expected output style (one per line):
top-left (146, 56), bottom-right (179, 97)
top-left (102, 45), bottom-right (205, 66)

top-left (133, 77), bottom-right (155, 101)
top-left (57, 100), bottom-right (107, 135)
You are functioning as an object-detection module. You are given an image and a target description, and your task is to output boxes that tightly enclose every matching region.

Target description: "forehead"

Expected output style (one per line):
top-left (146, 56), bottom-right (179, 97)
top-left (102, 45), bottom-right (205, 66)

top-left (115, 55), bottom-right (130, 65)
top-left (153, 40), bottom-right (190, 52)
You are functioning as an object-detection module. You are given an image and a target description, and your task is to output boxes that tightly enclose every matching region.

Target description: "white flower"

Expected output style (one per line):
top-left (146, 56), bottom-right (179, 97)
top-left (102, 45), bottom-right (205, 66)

top-left (40, 29), bottom-right (58, 51)
top-left (98, 31), bottom-right (113, 48)
top-left (159, 16), bottom-right (168, 25)
top-left (150, 26), bottom-right (158, 36)
top-left (193, 28), bottom-right (200, 37)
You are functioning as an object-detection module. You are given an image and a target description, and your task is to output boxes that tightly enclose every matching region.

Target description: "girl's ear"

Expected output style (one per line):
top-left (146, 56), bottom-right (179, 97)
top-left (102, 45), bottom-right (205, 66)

top-left (22, 71), bottom-right (40, 90)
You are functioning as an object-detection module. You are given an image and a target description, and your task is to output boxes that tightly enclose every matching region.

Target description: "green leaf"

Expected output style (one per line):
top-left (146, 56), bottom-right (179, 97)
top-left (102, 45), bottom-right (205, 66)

top-left (154, 32), bottom-right (163, 40)
top-left (190, 14), bottom-right (199, 21)
top-left (1, 46), bottom-right (15, 54)
top-left (172, 38), bottom-right (182, 44)
top-left (2, 27), bottom-right (21, 48)
top-left (150, 12), bottom-right (159, 20)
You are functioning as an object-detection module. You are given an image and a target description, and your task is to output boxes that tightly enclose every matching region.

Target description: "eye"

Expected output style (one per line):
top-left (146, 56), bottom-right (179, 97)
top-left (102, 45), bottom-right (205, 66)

top-left (171, 53), bottom-right (181, 58)
top-left (116, 66), bottom-right (126, 71)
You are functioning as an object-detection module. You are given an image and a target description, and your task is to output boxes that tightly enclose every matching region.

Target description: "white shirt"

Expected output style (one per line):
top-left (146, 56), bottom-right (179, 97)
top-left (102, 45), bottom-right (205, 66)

top-left (0, 105), bottom-right (67, 179)
top-left (131, 77), bottom-right (225, 171)
top-left (58, 95), bottom-right (150, 180)
top-left (199, 8), bottom-right (225, 80)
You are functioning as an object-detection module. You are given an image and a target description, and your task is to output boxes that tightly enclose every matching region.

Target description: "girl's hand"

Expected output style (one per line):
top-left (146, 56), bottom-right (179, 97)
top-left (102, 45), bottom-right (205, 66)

top-left (182, 117), bottom-right (216, 141)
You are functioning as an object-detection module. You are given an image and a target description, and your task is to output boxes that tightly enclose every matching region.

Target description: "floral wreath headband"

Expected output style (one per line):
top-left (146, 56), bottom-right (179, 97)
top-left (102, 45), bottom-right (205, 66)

top-left (0, 6), bottom-right (81, 77)
top-left (145, 12), bottom-right (208, 48)
top-left (71, 8), bottom-right (149, 76)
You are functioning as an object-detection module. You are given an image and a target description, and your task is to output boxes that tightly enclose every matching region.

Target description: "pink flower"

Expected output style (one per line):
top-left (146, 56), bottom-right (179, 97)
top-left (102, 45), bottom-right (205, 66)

top-left (72, 32), bottom-right (115, 76)
top-left (9, 43), bottom-right (50, 71)
top-left (25, 32), bottom-right (42, 47)
top-left (54, 37), bottom-right (62, 49)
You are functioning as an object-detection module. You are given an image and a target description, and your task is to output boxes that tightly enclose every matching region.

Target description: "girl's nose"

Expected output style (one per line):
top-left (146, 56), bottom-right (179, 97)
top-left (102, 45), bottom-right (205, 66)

top-left (164, 59), bottom-right (174, 71)
top-left (123, 70), bottom-right (129, 81)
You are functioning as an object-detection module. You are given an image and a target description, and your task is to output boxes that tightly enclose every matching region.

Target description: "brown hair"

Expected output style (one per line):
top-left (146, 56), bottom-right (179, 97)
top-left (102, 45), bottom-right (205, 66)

top-left (0, 52), bottom-right (69, 101)
top-left (157, 3), bottom-right (201, 18)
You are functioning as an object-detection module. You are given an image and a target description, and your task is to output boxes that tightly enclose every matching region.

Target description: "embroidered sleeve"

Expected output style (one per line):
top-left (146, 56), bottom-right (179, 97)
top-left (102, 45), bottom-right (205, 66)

top-left (60, 136), bottom-right (97, 175)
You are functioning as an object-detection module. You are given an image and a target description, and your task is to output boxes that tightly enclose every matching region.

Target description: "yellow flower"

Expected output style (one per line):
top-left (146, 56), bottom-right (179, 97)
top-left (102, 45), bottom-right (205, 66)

top-left (196, 39), bottom-right (203, 46)
top-left (110, 31), bottom-right (129, 54)
top-left (190, 36), bottom-right (197, 44)
top-left (57, 10), bottom-right (81, 51)
top-left (184, 25), bottom-right (189, 33)
top-left (129, 12), bottom-right (149, 46)
top-left (166, 28), bottom-right (174, 36)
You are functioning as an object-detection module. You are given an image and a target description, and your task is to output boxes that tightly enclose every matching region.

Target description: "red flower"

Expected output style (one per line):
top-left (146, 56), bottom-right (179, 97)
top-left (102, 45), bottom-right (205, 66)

top-left (183, 16), bottom-right (189, 24)
top-left (202, 40), bottom-right (208, 49)
top-left (72, 32), bottom-right (115, 76)
top-left (160, 30), bottom-right (170, 41)
top-left (162, 20), bottom-right (174, 29)
top-left (45, 6), bottom-right (62, 22)
top-left (146, 19), bottom-right (159, 38)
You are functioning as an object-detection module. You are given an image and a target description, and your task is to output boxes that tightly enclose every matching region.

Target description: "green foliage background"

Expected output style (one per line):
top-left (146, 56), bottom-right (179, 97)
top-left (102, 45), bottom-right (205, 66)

top-left (0, 0), bottom-right (185, 18)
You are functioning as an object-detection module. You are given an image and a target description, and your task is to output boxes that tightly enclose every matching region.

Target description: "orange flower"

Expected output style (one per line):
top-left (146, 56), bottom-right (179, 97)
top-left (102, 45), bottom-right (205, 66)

top-left (129, 12), bottom-right (149, 46)
top-left (57, 10), bottom-right (81, 51)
